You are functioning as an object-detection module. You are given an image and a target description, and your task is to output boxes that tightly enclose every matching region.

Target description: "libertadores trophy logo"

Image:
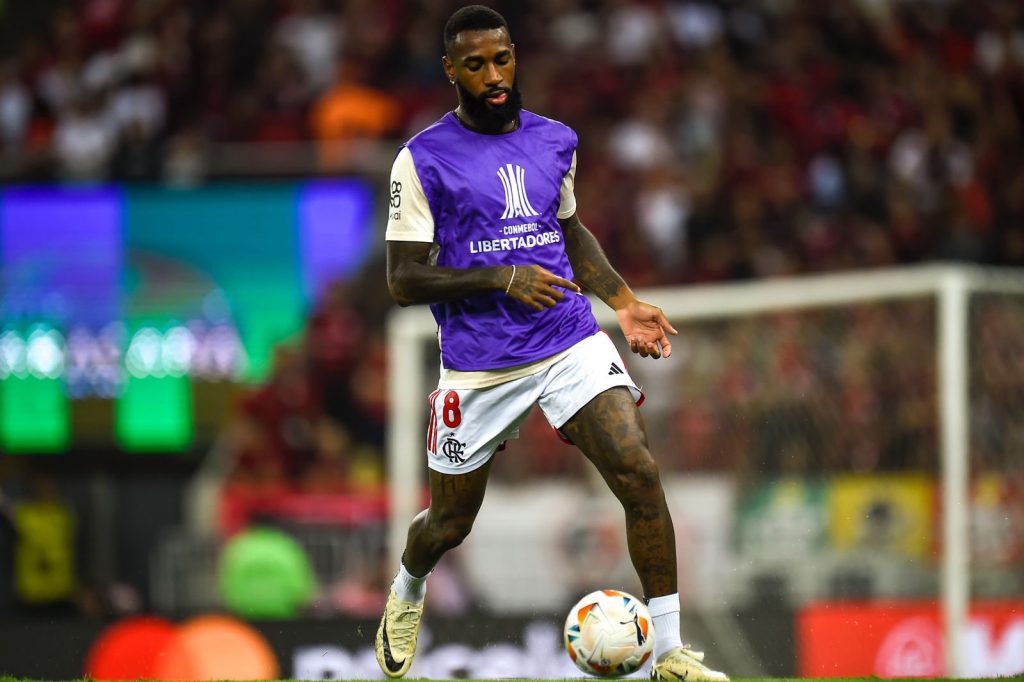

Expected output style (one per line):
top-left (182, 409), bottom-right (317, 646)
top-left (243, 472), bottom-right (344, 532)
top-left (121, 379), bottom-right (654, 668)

top-left (498, 163), bottom-right (540, 219)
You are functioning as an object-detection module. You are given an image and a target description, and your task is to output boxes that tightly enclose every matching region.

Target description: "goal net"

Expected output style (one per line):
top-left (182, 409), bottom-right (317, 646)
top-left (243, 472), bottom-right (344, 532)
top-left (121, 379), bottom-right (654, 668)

top-left (386, 263), bottom-right (1024, 676)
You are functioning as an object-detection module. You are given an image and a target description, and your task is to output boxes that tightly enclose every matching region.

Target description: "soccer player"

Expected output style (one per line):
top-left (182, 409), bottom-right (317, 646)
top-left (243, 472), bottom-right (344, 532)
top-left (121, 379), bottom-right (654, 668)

top-left (376, 6), bottom-right (728, 681)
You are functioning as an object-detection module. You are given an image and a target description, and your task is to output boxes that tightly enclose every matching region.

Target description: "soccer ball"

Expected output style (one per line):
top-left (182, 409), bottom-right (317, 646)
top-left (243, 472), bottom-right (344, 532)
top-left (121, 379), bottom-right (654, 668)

top-left (563, 589), bottom-right (654, 677)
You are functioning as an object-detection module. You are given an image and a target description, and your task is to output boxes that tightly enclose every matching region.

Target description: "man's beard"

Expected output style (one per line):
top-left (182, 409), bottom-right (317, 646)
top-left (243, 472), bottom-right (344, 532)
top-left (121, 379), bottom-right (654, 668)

top-left (456, 79), bottom-right (522, 133)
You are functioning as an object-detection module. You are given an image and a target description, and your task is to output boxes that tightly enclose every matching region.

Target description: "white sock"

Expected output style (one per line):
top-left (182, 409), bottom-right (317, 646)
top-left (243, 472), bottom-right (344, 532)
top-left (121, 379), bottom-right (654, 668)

top-left (393, 562), bottom-right (428, 604)
top-left (646, 593), bottom-right (683, 660)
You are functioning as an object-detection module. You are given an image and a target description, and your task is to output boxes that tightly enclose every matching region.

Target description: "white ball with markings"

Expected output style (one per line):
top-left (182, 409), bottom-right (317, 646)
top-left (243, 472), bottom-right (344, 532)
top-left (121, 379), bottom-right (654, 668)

top-left (563, 589), bottom-right (654, 677)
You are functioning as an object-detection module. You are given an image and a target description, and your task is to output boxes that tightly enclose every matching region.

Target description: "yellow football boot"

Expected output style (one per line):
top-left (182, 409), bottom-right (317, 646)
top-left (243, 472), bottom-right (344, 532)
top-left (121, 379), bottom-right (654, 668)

top-left (375, 588), bottom-right (425, 678)
top-left (650, 645), bottom-right (729, 681)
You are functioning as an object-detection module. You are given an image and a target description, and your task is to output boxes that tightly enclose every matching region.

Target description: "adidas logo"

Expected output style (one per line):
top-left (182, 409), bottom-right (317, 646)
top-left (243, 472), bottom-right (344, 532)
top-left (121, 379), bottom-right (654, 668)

top-left (608, 362), bottom-right (624, 376)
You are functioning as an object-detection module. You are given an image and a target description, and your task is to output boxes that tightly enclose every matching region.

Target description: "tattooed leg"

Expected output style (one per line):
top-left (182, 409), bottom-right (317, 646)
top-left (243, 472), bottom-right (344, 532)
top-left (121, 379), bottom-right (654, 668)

top-left (402, 460), bottom-right (493, 577)
top-left (561, 387), bottom-right (678, 597)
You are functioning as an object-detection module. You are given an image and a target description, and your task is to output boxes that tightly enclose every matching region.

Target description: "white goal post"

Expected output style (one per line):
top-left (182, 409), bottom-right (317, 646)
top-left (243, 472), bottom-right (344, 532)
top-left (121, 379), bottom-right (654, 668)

top-left (386, 263), bottom-right (1024, 676)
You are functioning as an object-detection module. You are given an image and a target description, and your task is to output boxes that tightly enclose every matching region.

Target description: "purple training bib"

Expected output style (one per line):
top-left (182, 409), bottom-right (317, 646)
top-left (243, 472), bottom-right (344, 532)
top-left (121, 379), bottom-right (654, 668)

top-left (404, 110), bottom-right (600, 371)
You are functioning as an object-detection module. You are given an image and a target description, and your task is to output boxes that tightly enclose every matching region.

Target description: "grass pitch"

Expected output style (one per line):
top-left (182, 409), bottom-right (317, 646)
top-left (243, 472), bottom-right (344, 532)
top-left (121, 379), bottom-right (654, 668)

top-left (4, 678), bottom-right (1024, 682)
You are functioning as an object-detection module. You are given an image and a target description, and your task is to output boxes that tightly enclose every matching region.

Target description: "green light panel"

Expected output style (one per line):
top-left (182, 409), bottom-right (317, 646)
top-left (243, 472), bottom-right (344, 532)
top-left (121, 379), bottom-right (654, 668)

top-left (0, 376), bottom-right (69, 453)
top-left (115, 373), bottom-right (193, 452)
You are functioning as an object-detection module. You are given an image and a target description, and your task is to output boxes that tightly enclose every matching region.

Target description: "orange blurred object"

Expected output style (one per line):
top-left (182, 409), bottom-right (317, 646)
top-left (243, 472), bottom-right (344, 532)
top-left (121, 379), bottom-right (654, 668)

top-left (153, 615), bottom-right (280, 681)
top-left (84, 616), bottom-right (177, 680)
top-left (85, 614), bottom-right (279, 681)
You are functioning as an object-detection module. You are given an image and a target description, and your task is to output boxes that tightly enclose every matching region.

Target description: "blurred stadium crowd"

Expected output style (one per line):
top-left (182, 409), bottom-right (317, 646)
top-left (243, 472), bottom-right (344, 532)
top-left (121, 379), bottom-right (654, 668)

top-left (220, 274), bottom-right (393, 493)
top-left (1, 0), bottom-right (1023, 279)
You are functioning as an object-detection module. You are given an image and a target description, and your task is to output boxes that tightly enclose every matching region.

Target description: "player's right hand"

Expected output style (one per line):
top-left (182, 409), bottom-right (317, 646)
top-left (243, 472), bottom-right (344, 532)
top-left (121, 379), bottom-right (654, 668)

top-left (616, 299), bottom-right (677, 359)
top-left (504, 264), bottom-right (581, 311)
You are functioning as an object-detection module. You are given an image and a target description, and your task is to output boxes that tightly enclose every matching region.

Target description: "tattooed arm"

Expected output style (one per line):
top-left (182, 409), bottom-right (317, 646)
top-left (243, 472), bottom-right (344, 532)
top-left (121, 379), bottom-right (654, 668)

top-left (387, 240), bottom-right (579, 311)
top-left (560, 212), bottom-right (677, 359)
top-left (559, 212), bottom-right (634, 309)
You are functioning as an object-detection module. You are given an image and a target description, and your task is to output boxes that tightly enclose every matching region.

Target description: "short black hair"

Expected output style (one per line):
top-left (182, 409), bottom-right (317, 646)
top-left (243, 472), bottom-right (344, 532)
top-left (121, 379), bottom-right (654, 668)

top-left (443, 5), bottom-right (509, 57)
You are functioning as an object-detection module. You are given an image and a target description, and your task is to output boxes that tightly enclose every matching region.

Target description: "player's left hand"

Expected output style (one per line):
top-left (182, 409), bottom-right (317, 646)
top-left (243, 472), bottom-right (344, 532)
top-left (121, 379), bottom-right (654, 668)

top-left (615, 300), bottom-right (677, 359)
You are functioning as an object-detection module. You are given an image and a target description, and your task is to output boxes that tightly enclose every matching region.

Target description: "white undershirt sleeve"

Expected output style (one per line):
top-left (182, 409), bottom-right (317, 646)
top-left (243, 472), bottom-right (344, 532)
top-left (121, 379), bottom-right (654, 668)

top-left (556, 151), bottom-right (578, 219)
top-left (385, 147), bottom-right (435, 242)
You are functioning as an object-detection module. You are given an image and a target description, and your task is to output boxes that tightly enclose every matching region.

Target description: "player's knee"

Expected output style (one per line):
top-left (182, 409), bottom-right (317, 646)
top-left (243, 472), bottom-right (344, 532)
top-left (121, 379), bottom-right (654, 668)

top-left (612, 452), bottom-right (662, 501)
top-left (429, 514), bottom-right (474, 553)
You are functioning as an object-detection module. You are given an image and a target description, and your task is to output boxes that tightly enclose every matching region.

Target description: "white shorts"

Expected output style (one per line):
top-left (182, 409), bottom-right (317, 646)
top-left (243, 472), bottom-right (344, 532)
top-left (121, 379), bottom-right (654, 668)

top-left (425, 332), bottom-right (644, 475)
